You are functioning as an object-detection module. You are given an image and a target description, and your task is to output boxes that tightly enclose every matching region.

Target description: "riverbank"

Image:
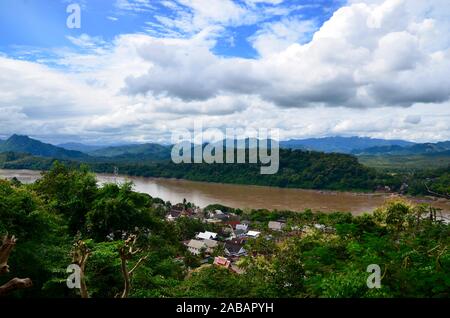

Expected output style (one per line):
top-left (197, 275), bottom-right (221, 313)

top-left (2, 168), bottom-right (449, 215)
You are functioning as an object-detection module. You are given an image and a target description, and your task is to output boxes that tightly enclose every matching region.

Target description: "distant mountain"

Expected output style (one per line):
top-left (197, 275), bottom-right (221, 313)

top-left (212, 138), bottom-right (278, 149)
top-left (58, 142), bottom-right (104, 153)
top-left (0, 135), bottom-right (90, 160)
top-left (89, 143), bottom-right (171, 160)
top-left (353, 141), bottom-right (450, 155)
top-left (280, 137), bottom-right (415, 153)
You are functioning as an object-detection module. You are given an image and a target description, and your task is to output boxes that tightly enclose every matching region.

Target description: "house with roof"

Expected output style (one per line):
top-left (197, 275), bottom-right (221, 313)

top-left (202, 239), bottom-right (219, 251)
top-left (246, 230), bottom-right (261, 238)
top-left (196, 231), bottom-right (218, 240)
top-left (166, 209), bottom-right (182, 222)
top-left (205, 218), bottom-right (222, 224)
top-left (213, 256), bottom-right (231, 269)
top-left (236, 223), bottom-right (248, 232)
top-left (268, 221), bottom-right (286, 231)
top-left (233, 228), bottom-right (247, 238)
top-left (186, 239), bottom-right (207, 256)
top-left (214, 213), bottom-right (229, 222)
top-left (207, 209), bottom-right (230, 222)
top-left (225, 221), bottom-right (241, 230)
top-left (224, 241), bottom-right (247, 257)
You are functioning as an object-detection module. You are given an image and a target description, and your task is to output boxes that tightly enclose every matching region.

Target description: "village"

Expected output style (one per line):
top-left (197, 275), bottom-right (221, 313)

top-left (164, 200), bottom-right (335, 274)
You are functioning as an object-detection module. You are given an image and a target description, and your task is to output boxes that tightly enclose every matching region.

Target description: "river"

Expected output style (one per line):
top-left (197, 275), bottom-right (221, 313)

top-left (1, 169), bottom-right (449, 215)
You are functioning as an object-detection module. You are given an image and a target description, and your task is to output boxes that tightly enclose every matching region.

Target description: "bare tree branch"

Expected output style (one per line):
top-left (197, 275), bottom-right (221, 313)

top-left (0, 235), bottom-right (32, 297)
top-left (117, 234), bottom-right (147, 298)
top-left (0, 278), bottom-right (32, 296)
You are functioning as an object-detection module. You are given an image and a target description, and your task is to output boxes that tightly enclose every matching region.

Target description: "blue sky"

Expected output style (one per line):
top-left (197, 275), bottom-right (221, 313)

top-left (0, 0), bottom-right (449, 144)
top-left (0, 0), bottom-right (343, 60)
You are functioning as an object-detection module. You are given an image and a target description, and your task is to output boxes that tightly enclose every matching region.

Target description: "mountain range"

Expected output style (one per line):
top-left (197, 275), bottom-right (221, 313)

top-left (352, 141), bottom-right (450, 155)
top-left (0, 135), bottom-right (90, 161)
top-left (1, 135), bottom-right (450, 162)
top-left (57, 142), bottom-right (104, 153)
top-left (88, 143), bottom-right (172, 160)
top-left (280, 136), bottom-right (415, 153)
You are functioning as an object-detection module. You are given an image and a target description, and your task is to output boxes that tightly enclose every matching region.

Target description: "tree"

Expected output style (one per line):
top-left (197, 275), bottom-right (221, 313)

top-left (86, 182), bottom-right (153, 241)
top-left (0, 235), bottom-right (32, 296)
top-left (71, 240), bottom-right (91, 298)
top-left (33, 162), bottom-right (98, 234)
top-left (117, 235), bottom-right (148, 298)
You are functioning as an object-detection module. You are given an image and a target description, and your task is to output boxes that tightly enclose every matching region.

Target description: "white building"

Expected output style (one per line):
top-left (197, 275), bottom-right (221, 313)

top-left (186, 240), bottom-right (207, 255)
top-left (268, 221), bottom-right (286, 231)
top-left (196, 231), bottom-right (218, 240)
top-left (247, 230), bottom-right (261, 238)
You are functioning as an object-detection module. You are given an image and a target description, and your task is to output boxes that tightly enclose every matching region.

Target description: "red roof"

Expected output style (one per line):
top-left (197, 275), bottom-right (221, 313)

top-left (225, 221), bottom-right (241, 229)
top-left (214, 257), bottom-right (231, 268)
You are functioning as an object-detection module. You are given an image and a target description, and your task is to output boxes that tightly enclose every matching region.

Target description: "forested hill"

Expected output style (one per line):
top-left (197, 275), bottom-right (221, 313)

top-left (0, 147), bottom-right (388, 191)
top-left (88, 143), bottom-right (171, 160)
top-left (0, 135), bottom-right (90, 160)
top-left (91, 149), bottom-right (392, 192)
top-left (2, 139), bottom-right (449, 195)
top-left (352, 141), bottom-right (450, 155)
top-left (280, 136), bottom-right (415, 153)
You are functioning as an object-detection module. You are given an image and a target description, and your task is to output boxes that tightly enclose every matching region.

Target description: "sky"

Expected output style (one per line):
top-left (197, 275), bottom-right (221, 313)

top-left (0, 0), bottom-right (449, 144)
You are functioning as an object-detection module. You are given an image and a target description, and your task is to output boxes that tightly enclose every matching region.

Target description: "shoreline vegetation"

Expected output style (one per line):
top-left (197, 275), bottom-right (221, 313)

top-left (1, 168), bottom-right (449, 213)
top-left (0, 149), bottom-right (449, 200)
top-left (0, 163), bottom-right (449, 298)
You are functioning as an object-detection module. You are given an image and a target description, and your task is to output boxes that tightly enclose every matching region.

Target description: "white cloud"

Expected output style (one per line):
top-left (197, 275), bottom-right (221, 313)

top-left (249, 17), bottom-right (317, 56)
top-left (125, 0), bottom-right (450, 110)
top-left (115, 0), bottom-right (155, 13)
top-left (404, 115), bottom-right (421, 125)
top-left (245, 0), bottom-right (285, 5)
top-left (150, 0), bottom-right (299, 36)
top-left (0, 0), bottom-right (449, 144)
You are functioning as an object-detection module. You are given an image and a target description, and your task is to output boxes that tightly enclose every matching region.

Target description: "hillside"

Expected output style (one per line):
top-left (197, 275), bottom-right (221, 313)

top-left (0, 146), bottom-right (391, 192)
top-left (88, 143), bottom-right (172, 160)
top-left (353, 141), bottom-right (450, 155)
top-left (91, 148), bottom-right (392, 192)
top-left (280, 136), bottom-right (414, 153)
top-left (58, 142), bottom-right (104, 153)
top-left (0, 135), bottom-right (90, 161)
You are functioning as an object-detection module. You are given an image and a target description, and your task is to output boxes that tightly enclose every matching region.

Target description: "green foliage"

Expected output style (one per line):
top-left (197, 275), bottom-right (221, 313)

top-left (174, 266), bottom-right (248, 298)
top-left (0, 135), bottom-right (89, 160)
top-left (0, 178), bottom-right (70, 297)
top-left (33, 162), bottom-right (98, 234)
top-left (0, 164), bottom-right (449, 298)
top-left (85, 182), bottom-right (153, 241)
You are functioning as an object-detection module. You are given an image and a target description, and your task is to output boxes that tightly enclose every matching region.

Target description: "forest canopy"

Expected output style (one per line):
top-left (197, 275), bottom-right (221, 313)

top-left (0, 163), bottom-right (449, 298)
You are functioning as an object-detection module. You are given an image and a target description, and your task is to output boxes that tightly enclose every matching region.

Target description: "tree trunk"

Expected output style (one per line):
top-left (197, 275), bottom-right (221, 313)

top-left (0, 235), bottom-right (32, 297)
top-left (120, 256), bottom-right (131, 299)
top-left (79, 269), bottom-right (89, 299)
top-left (71, 240), bottom-right (91, 298)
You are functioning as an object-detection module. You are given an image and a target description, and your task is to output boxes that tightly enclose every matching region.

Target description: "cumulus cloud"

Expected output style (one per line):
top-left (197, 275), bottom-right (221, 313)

top-left (249, 17), bottom-right (317, 56)
top-left (0, 0), bottom-right (449, 144)
top-left (124, 0), bottom-right (450, 109)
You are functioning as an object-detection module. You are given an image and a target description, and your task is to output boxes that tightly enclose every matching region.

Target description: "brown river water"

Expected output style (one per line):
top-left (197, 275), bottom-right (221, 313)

top-left (1, 169), bottom-right (449, 215)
